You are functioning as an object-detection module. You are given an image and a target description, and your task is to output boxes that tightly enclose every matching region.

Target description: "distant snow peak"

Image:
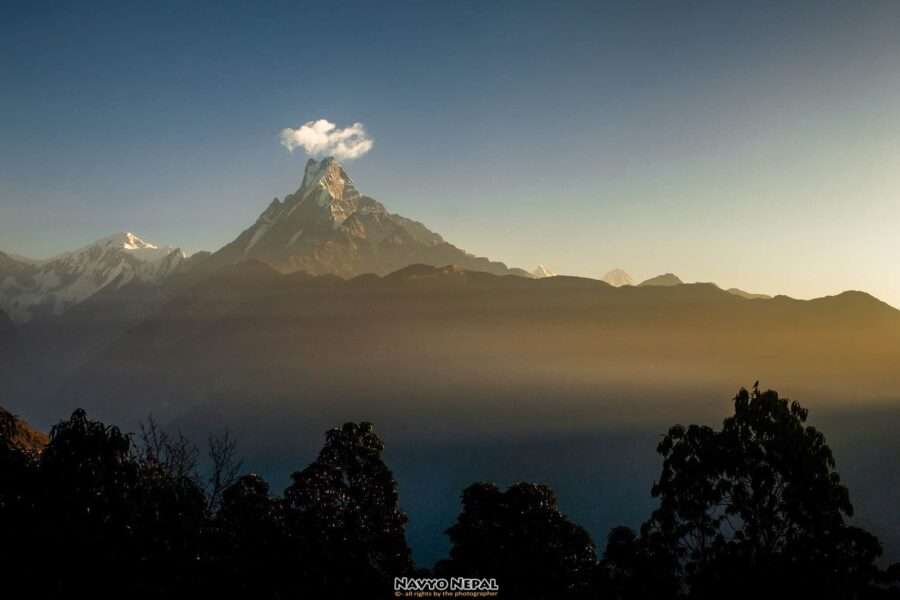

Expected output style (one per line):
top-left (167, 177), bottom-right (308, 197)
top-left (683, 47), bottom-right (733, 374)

top-left (0, 231), bottom-right (185, 322)
top-left (531, 265), bottom-right (555, 278)
top-left (91, 232), bottom-right (184, 263)
top-left (602, 268), bottom-right (634, 287)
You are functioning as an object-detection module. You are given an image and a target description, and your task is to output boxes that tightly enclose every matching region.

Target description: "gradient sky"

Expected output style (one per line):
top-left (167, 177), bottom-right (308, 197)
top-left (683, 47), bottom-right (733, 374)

top-left (2, 1), bottom-right (899, 306)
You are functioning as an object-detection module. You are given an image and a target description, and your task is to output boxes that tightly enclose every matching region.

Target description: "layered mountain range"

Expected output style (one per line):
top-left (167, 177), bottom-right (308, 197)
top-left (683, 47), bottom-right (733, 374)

top-left (1, 155), bottom-right (896, 427)
top-left (0, 157), bottom-right (786, 327)
top-left (48, 261), bottom-right (900, 432)
top-left (0, 158), bottom-right (530, 324)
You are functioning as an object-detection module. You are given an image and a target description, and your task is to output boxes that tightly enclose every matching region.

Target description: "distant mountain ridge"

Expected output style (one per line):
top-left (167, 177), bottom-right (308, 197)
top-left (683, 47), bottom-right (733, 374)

top-left (0, 158), bottom-right (532, 322)
top-left (639, 273), bottom-right (683, 287)
top-left (0, 159), bottom-right (894, 324)
top-left (56, 263), bottom-right (900, 428)
top-left (727, 287), bottom-right (771, 300)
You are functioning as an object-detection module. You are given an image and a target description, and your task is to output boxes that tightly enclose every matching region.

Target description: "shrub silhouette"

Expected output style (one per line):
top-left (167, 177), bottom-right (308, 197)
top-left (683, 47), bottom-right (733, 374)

top-left (438, 481), bottom-right (597, 599)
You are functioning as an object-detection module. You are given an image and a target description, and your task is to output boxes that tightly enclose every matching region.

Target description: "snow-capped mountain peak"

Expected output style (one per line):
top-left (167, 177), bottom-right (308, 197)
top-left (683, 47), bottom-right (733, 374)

top-left (298, 157), bottom-right (360, 207)
top-left (0, 232), bottom-right (185, 322)
top-left (109, 231), bottom-right (157, 250)
top-left (602, 268), bottom-right (634, 287)
top-left (205, 157), bottom-right (529, 279)
top-left (531, 265), bottom-right (556, 278)
top-left (74, 232), bottom-right (184, 263)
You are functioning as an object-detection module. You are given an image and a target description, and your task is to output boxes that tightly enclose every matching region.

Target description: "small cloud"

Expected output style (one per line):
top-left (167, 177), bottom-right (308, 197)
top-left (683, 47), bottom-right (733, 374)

top-left (279, 119), bottom-right (373, 160)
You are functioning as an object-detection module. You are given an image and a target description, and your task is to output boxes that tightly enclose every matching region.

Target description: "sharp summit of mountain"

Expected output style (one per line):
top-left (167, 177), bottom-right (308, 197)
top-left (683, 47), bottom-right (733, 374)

top-left (639, 273), bottom-right (683, 287)
top-left (203, 156), bottom-right (529, 279)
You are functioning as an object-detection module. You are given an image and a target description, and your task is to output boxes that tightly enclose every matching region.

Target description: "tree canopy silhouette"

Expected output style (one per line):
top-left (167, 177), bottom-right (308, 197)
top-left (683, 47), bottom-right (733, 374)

top-left (39, 408), bottom-right (142, 560)
top-left (439, 481), bottom-right (597, 599)
top-left (640, 385), bottom-right (893, 599)
top-left (597, 524), bottom-right (680, 600)
top-left (0, 393), bottom-right (897, 599)
top-left (283, 421), bottom-right (412, 595)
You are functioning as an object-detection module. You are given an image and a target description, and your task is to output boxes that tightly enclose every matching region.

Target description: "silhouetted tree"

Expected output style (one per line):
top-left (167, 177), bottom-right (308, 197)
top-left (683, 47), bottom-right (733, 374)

top-left (39, 409), bottom-right (141, 561)
top-left (3, 402), bottom-right (897, 600)
top-left (132, 457), bottom-right (207, 562)
top-left (642, 385), bottom-right (892, 599)
top-left (199, 473), bottom-right (289, 597)
top-left (439, 482), bottom-right (597, 599)
top-left (131, 415), bottom-right (208, 562)
top-left (283, 422), bottom-right (412, 596)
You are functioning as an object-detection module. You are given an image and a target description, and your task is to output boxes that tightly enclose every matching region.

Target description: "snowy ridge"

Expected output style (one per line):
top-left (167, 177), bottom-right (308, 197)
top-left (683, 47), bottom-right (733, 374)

top-left (0, 232), bottom-right (185, 322)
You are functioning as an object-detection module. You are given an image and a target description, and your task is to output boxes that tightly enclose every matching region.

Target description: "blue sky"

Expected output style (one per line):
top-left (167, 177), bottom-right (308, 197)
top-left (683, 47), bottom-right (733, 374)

top-left (2, 1), bottom-right (899, 305)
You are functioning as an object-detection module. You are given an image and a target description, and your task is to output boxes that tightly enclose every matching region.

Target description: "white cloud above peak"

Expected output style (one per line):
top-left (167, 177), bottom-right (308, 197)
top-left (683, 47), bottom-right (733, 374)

top-left (279, 119), bottom-right (374, 160)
